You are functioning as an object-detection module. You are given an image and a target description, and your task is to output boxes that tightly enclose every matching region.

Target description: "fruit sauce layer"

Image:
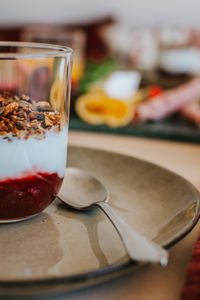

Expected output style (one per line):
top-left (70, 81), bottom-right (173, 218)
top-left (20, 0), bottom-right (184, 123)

top-left (0, 172), bottom-right (63, 220)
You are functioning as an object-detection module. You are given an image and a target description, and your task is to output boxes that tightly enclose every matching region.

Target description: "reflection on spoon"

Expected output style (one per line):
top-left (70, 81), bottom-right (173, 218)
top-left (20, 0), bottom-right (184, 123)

top-left (58, 168), bottom-right (168, 266)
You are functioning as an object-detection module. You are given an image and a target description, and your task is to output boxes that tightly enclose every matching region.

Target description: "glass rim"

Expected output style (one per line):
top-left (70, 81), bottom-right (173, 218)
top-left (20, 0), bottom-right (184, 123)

top-left (0, 41), bottom-right (73, 59)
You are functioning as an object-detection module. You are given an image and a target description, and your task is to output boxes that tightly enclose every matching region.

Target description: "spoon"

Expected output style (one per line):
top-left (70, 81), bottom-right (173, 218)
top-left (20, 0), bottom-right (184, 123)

top-left (58, 167), bottom-right (168, 266)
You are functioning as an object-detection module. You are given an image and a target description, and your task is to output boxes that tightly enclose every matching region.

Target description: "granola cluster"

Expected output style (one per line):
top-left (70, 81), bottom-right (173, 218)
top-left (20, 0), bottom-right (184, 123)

top-left (0, 92), bottom-right (64, 140)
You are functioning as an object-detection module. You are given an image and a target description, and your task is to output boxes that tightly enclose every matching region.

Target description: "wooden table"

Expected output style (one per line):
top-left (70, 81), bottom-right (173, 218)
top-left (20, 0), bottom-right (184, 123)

top-left (52, 131), bottom-right (200, 300)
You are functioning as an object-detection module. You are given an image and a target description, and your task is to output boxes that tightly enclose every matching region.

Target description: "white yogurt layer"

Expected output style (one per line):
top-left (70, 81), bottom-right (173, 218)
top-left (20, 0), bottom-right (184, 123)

top-left (0, 126), bottom-right (68, 180)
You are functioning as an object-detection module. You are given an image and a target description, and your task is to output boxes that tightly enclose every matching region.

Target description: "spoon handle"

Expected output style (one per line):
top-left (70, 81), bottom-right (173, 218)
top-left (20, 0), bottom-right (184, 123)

top-left (96, 201), bottom-right (168, 266)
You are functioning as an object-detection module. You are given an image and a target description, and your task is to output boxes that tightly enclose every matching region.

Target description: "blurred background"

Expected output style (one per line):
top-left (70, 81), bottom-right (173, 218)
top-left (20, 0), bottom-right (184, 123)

top-left (1, 0), bottom-right (200, 143)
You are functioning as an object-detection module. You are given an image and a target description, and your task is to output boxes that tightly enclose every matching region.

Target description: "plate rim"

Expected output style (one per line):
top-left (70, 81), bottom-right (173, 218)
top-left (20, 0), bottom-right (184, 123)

top-left (0, 144), bottom-right (199, 295)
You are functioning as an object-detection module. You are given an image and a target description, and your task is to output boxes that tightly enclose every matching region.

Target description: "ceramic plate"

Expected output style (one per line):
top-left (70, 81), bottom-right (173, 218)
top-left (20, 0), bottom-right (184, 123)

top-left (0, 145), bottom-right (199, 296)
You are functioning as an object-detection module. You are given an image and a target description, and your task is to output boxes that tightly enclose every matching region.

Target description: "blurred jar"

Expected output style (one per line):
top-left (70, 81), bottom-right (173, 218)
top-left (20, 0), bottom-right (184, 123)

top-left (157, 26), bottom-right (200, 76)
top-left (21, 25), bottom-right (86, 88)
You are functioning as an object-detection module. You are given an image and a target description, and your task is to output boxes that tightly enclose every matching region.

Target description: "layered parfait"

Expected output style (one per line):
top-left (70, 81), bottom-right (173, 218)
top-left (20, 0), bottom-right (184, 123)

top-left (0, 92), bottom-right (68, 221)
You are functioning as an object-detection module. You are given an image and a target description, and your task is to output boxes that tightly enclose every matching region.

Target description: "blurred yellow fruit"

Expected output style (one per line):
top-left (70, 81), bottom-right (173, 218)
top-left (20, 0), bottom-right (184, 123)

top-left (50, 78), bottom-right (65, 111)
top-left (72, 59), bottom-right (85, 87)
top-left (75, 91), bottom-right (135, 128)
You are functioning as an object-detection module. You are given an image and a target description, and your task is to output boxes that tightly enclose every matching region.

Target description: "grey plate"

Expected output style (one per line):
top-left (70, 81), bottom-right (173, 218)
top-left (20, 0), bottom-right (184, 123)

top-left (0, 145), bottom-right (199, 297)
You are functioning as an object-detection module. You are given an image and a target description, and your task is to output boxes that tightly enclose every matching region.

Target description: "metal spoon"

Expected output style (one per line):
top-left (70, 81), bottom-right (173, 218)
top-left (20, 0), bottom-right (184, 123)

top-left (58, 167), bottom-right (168, 266)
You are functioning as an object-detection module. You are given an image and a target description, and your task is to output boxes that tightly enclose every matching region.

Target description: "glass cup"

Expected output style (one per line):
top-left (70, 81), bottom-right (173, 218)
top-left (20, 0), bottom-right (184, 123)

top-left (0, 42), bottom-right (73, 222)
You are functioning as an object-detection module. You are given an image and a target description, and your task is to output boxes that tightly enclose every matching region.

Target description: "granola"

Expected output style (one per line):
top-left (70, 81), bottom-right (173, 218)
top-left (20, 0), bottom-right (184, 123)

top-left (0, 92), bottom-right (65, 140)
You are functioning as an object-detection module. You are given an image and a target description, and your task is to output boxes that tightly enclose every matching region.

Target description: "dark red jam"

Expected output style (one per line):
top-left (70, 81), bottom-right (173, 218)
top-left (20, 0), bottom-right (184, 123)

top-left (0, 172), bottom-right (63, 221)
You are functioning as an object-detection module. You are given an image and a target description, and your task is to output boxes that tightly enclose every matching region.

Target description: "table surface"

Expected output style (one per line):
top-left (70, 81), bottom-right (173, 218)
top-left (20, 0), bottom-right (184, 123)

top-left (64, 131), bottom-right (200, 300)
top-left (16, 131), bottom-right (199, 300)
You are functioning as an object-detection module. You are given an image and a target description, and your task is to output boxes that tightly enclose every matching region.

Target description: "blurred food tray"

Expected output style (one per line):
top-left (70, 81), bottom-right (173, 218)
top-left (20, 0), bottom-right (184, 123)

top-left (69, 115), bottom-right (200, 144)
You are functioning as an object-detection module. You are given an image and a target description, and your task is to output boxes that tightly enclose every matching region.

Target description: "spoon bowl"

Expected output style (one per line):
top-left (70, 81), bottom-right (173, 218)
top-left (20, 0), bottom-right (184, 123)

top-left (58, 167), bottom-right (169, 266)
top-left (59, 168), bottom-right (108, 209)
